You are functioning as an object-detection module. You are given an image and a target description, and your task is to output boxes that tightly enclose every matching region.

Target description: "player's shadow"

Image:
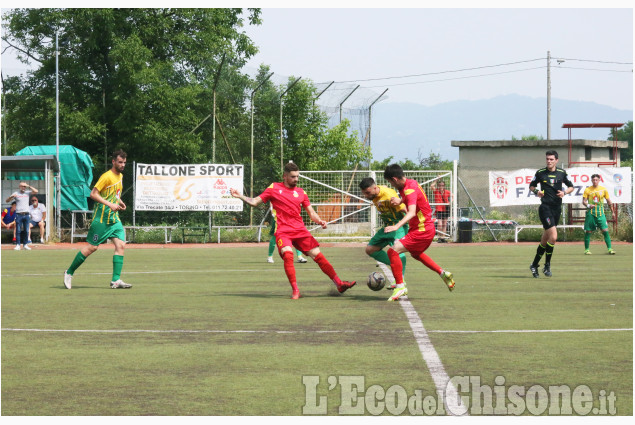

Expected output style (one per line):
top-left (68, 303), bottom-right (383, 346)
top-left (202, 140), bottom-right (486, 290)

top-left (220, 292), bottom-right (292, 299)
top-left (220, 292), bottom-right (387, 302)
top-left (50, 285), bottom-right (113, 290)
top-left (500, 275), bottom-right (543, 279)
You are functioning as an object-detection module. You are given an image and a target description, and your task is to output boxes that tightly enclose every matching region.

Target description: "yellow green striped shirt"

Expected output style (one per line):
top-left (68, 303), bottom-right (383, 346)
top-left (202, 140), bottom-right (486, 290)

top-left (372, 185), bottom-right (407, 227)
top-left (93, 170), bottom-right (123, 225)
top-left (583, 185), bottom-right (609, 217)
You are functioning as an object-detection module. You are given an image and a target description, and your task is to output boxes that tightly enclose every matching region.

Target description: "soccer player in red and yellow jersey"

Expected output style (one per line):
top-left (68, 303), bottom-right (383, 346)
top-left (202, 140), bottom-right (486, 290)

top-left (63, 150), bottom-right (131, 290)
top-left (359, 177), bottom-right (408, 289)
top-left (582, 174), bottom-right (615, 255)
top-left (382, 164), bottom-right (455, 301)
top-left (231, 162), bottom-right (356, 299)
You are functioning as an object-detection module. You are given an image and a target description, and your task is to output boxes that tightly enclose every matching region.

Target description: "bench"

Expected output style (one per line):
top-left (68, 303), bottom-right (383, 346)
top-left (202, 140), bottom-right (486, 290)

top-left (514, 224), bottom-right (584, 242)
top-left (70, 210), bottom-right (93, 243)
top-left (125, 226), bottom-right (176, 244)
top-left (2, 224), bottom-right (42, 243)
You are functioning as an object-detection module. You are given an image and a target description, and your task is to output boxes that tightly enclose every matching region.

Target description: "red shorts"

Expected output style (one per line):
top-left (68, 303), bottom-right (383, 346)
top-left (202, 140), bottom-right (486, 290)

top-left (399, 229), bottom-right (434, 258)
top-left (276, 227), bottom-right (319, 255)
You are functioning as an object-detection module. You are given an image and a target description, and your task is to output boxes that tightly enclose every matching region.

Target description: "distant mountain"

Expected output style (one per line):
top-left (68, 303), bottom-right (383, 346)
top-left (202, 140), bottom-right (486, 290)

top-left (370, 95), bottom-right (633, 162)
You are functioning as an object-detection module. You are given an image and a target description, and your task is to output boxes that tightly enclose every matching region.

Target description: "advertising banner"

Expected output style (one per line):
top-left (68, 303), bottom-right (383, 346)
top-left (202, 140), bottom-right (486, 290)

top-left (135, 163), bottom-right (244, 211)
top-left (489, 167), bottom-right (631, 207)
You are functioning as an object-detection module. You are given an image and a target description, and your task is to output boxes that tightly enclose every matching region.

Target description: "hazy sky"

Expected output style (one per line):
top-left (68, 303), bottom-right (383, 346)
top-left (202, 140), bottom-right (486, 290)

top-left (242, 8), bottom-right (633, 110)
top-left (2, 5), bottom-right (633, 111)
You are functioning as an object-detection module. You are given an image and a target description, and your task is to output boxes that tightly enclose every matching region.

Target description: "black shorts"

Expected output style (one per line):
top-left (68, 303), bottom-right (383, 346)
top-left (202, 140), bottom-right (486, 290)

top-left (436, 210), bottom-right (449, 220)
top-left (538, 203), bottom-right (561, 230)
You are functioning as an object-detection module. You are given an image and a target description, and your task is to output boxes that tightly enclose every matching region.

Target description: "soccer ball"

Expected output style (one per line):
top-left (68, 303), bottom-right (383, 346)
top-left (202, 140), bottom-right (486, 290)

top-left (367, 272), bottom-right (386, 291)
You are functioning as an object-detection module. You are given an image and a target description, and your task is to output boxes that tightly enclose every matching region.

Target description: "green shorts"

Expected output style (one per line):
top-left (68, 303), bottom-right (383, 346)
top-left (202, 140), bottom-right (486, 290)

top-left (368, 225), bottom-right (407, 249)
top-left (269, 219), bottom-right (277, 237)
top-left (584, 212), bottom-right (608, 232)
top-left (86, 219), bottom-right (126, 246)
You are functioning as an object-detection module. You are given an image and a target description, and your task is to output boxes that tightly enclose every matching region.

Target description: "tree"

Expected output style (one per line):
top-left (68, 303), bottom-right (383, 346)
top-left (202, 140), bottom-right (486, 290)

top-left (280, 78), bottom-right (369, 171)
top-left (511, 134), bottom-right (544, 141)
top-left (250, 73), bottom-right (370, 181)
top-left (371, 150), bottom-right (452, 171)
top-left (417, 150), bottom-right (453, 170)
top-left (611, 121), bottom-right (633, 163)
top-left (243, 65), bottom-right (282, 196)
top-left (2, 8), bottom-right (261, 164)
top-left (298, 119), bottom-right (369, 171)
top-left (2, 8), bottom-right (375, 227)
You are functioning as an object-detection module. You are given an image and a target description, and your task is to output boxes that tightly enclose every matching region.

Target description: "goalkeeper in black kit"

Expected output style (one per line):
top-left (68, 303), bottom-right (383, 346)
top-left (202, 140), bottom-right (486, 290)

top-left (528, 150), bottom-right (574, 278)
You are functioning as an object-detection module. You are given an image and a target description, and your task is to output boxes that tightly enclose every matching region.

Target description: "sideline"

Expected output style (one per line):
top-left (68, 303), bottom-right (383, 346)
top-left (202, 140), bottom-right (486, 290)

top-left (2, 328), bottom-right (630, 335)
top-left (4, 241), bottom-right (630, 250)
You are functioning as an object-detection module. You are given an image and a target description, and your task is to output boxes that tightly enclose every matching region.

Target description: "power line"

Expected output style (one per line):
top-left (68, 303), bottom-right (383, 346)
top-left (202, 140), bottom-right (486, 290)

top-left (351, 64), bottom-right (631, 90)
top-left (322, 56), bottom-right (632, 86)
top-left (553, 57), bottom-right (632, 65)
top-left (355, 66), bottom-right (547, 90)
top-left (323, 58), bottom-right (545, 84)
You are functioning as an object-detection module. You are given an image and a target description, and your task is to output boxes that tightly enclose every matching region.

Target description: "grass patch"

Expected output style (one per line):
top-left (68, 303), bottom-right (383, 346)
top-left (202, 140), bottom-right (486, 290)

top-left (1, 244), bottom-right (632, 415)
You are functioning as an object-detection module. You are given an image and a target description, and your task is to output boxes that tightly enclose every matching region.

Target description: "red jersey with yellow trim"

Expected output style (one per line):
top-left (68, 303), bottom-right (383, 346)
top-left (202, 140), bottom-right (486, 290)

top-left (258, 182), bottom-right (310, 233)
top-left (399, 178), bottom-right (434, 236)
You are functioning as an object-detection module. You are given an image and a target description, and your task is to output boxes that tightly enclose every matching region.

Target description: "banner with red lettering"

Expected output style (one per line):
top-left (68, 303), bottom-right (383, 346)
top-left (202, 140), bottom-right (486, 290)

top-left (135, 163), bottom-right (244, 211)
top-left (489, 167), bottom-right (631, 207)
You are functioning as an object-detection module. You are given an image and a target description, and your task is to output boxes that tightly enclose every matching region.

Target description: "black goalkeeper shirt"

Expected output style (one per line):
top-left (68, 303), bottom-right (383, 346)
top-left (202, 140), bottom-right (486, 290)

top-left (529, 167), bottom-right (574, 207)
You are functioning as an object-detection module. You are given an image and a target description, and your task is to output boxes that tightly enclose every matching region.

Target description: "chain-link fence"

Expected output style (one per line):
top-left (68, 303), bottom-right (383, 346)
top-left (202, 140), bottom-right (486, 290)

top-left (314, 81), bottom-right (386, 147)
top-left (300, 169), bottom-right (455, 241)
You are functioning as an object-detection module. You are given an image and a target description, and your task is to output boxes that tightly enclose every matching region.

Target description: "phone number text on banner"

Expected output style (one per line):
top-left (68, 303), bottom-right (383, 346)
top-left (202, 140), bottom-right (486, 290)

top-left (489, 167), bottom-right (631, 207)
top-left (135, 163), bottom-right (244, 211)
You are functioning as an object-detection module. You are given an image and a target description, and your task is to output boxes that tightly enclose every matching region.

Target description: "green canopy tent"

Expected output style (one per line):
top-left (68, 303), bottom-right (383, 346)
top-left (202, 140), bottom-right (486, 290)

top-left (3, 146), bottom-right (94, 240)
top-left (13, 145), bottom-right (94, 211)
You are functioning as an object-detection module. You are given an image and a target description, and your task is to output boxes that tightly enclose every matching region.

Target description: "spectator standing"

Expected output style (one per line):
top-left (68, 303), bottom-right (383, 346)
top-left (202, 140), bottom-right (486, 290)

top-left (6, 182), bottom-right (38, 250)
top-left (431, 179), bottom-right (452, 242)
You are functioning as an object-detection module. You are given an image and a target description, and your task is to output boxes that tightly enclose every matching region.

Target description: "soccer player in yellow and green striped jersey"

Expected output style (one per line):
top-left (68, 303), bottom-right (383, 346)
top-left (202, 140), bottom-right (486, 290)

top-left (63, 150), bottom-right (132, 289)
top-left (359, 177), bottom-right (409, 289)
top-left (582, 174), bottom-right (615, 255)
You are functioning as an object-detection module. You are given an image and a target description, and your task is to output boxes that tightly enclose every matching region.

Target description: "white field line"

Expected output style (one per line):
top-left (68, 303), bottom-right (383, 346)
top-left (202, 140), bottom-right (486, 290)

top-left (0, 328), bottom-right (358, 334)
top-left (0, 265), bottom-right (543, 278)
top-left (1, 328), bottom-right (631, 334)
top-left (377, 262), bottom-right (467, 416)
top-left (429, 328), bottom-right (633, 333)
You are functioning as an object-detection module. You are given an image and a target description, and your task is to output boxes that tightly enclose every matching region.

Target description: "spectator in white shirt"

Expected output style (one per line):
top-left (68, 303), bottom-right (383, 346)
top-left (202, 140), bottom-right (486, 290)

top-left (6, 182), bottom-right (37, 250)
top-left (29, 196), bottom-right (46, 243)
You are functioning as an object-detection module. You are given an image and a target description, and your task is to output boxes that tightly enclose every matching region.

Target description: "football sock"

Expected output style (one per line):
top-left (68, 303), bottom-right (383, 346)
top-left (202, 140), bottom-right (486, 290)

top-left (387, 248), bottom-right (404, 284)
top-left (268, 236), bottom-right (276, 257)
top-left (296, 249), bottom-right (304, 257)
top-left (369, 250), bottom-right (406, 278)
top-left (603, 231), bottom-right (612, 249)
top-left (584, 232), bottom-right (591, 250)
top-left (67, 251), bottom-right (87, 276)
top-left (112, 255), bottom-right (124, 281)
top-left (544, 242), bottom-right (555, 266)
top-left (532, 243), bottom-right (546, 266)
top-left (281, 251), bottom-right (298, 291)
top-left (416, 252), bottom-right (443, 274)
top-left (313, 252), bottom-right (340, 285)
